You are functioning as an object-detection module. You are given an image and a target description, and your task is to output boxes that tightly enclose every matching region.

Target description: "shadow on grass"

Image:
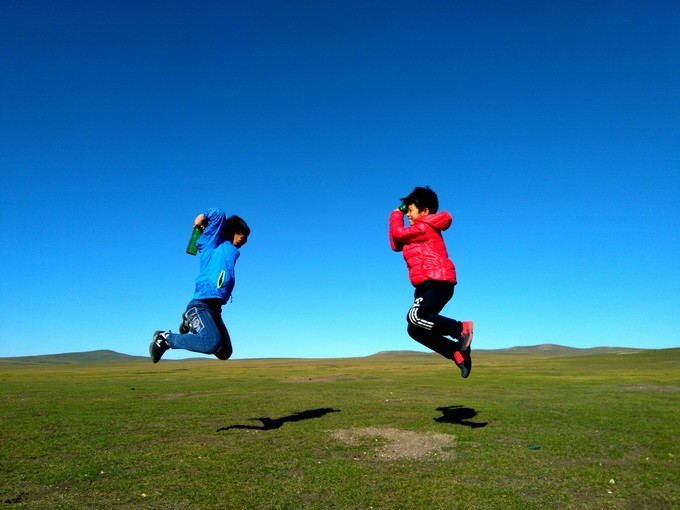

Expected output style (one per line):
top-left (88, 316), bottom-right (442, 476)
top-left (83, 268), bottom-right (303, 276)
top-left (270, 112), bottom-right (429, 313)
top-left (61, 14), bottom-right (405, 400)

top-left (217, 407), bottom-right (341, 431)
top-left (435, 405), bottom-right (488, 428)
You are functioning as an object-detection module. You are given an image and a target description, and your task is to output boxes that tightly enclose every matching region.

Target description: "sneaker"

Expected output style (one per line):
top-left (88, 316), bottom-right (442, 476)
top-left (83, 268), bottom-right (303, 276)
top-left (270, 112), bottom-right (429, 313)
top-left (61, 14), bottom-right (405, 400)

top-left (179, 313), bottom-right (190, 334)
top-left (453, 349), bottom-right (472, 379)
top-left (150, 331), bottom-right (170, 363)
top-left (459, 321), bottom-right (474, 352)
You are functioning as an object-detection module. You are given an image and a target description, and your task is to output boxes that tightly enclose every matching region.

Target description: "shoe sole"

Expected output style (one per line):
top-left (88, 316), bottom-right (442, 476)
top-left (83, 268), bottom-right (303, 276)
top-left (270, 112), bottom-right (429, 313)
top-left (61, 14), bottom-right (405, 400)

top-left (462, 351), bottom-right (471, 379)
top-left (453, 351), bottom-right (471, 379)
top-left (179, 312), bottom-right (190, 334)
top-left (460, 321), bottom-right (474, 352)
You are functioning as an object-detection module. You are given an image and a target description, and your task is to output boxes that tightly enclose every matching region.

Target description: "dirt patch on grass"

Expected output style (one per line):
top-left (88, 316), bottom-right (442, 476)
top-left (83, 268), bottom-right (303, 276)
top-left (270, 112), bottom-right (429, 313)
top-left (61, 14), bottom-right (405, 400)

top-left (332, 427), bottom-right (456, 461)
top-left (283, 376), bottom-right (361, 383)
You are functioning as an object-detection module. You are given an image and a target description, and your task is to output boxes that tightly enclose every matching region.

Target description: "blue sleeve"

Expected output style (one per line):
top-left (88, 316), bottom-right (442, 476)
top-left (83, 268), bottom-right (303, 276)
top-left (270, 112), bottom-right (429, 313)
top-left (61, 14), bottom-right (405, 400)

top-left (197, 208), bottom-right (226, 252)
top-left (214, 243), bottom-right (240, 300)
top-left (222, 247), bottom-right (240, 288)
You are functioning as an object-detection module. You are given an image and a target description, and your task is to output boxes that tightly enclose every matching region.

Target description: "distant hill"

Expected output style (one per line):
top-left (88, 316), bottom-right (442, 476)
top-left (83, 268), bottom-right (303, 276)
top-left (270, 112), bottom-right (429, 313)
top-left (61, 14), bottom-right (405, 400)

top-left (371, 350), bottom-right (435, 357)
top-left (486, 344), bottom-right (644, 356)
top-left (0, 345), bottom-right (659, 366)
top-left (372, 344), bottom-right (648, 358)
top-left (0, 350), bottom-right (148, 366)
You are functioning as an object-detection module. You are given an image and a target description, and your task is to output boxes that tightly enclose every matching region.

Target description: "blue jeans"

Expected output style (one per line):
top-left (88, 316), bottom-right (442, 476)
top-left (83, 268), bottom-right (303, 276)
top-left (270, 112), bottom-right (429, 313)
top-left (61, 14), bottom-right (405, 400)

top-left (167, 299), bottom-right (233, 359)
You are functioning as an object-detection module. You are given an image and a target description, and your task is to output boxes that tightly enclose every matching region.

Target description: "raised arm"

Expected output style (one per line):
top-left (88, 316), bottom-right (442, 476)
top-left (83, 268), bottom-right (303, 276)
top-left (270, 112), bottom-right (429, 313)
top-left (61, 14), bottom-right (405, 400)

top-left (194, 213), bottom-right (207, 229)
top-left (389, 210), bottom-right (430, 251)
top-left (196, 208), bottom-right (227, 252)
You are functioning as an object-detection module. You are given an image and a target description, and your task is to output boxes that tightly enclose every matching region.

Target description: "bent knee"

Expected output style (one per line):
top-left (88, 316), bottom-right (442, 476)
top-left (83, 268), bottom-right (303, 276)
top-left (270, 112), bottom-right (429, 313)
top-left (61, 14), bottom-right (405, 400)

top-left (202, 335), bottom-right (223, 356)
top-left (407, 324), bottom-right (429, 341)
top-left (214, 346), bottom-right (232, 360)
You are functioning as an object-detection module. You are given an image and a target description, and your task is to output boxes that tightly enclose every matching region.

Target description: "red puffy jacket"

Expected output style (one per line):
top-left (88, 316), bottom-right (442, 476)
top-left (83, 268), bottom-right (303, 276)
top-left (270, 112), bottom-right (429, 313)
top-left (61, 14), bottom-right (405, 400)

top-left (389, 210), bottom-right (457, 287)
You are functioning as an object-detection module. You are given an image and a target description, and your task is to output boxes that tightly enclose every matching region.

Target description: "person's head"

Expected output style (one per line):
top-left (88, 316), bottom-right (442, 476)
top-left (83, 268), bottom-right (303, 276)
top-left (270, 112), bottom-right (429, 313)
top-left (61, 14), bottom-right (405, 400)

top-left (400, 186), bottom-right (439, 225)
top-left (223, 215), bottom-right (250, 248)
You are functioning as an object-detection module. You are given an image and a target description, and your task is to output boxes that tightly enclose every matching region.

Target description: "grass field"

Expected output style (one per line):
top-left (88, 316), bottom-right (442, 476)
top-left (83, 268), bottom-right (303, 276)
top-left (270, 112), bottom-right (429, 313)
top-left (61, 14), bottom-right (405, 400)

top-left (1, 348), bottom-right (678, 509)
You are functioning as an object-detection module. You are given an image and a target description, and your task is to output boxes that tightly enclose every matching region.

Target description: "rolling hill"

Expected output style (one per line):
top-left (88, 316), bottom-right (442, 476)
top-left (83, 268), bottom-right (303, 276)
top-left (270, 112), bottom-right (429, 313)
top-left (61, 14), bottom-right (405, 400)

top-left (0, 344), bottom-right (656, 366)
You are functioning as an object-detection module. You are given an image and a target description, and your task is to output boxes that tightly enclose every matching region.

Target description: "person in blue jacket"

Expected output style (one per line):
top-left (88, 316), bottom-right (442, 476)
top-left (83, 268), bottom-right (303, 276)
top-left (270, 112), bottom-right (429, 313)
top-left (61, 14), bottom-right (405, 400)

top-left (150, 208), bottom-right (250, 363)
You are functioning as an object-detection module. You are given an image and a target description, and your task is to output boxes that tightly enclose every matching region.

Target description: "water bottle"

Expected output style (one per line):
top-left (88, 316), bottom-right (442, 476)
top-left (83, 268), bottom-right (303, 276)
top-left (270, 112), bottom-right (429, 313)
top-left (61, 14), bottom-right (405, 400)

top-left (185, 227), bottom-right (203, 256)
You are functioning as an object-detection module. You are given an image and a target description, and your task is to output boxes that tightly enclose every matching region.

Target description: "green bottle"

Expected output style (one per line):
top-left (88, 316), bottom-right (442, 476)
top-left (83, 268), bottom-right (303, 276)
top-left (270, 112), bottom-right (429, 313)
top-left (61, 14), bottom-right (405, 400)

top-left (185, 227), bottom-right (203, 256)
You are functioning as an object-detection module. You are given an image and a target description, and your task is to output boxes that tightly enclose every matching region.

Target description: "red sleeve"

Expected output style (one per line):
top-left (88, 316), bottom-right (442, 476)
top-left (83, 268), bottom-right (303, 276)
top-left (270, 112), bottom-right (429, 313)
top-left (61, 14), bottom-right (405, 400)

top-left (389, 210), bottom-right (428, 251)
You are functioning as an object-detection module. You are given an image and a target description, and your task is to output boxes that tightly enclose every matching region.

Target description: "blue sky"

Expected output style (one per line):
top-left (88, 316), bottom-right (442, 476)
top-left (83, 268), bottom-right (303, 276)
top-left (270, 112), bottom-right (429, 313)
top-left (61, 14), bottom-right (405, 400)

top-left (1, 1), bottom-right (678, 359)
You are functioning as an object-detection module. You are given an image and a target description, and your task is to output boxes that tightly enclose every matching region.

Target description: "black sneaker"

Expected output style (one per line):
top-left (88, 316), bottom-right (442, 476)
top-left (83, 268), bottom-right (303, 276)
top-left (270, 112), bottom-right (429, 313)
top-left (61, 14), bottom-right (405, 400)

top-left (453, 349), bottom-right (472, 379)
top-left (150, 331), bottom-right (170, 363)
top-left (179, 313), bottom-right (190, 334)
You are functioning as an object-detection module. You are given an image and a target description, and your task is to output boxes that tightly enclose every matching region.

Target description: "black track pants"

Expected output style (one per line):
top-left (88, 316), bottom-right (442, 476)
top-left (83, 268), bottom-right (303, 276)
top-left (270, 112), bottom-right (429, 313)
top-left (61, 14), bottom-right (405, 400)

top-left (406, 280), bottom-right (463, 360)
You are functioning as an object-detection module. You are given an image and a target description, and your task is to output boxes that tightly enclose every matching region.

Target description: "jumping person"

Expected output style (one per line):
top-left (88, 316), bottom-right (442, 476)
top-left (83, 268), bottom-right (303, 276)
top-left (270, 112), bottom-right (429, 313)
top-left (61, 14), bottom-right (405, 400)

top-left (150, 208), bottom-right (250, 363)
top-left (389, 186), bottom-right (474, 378)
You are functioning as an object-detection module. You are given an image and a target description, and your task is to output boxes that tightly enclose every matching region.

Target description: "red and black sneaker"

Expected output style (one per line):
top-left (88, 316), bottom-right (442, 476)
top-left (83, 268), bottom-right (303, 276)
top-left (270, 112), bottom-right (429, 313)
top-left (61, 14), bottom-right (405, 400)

top-left (453, 349), bottom-right (472, 379)
top-left (459, 321), bottom-right (474, 352)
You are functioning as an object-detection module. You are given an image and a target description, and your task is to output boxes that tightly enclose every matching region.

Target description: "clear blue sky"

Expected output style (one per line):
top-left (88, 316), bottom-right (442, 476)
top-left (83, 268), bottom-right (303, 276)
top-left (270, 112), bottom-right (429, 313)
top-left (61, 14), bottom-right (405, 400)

top-left (1, 1), bottom-right (678, 359)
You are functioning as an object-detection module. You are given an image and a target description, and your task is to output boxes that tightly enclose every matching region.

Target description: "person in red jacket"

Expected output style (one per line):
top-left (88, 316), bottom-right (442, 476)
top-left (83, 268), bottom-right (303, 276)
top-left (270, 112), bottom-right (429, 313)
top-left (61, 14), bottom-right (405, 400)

top-left (389, 186), bottom-right (474, 378)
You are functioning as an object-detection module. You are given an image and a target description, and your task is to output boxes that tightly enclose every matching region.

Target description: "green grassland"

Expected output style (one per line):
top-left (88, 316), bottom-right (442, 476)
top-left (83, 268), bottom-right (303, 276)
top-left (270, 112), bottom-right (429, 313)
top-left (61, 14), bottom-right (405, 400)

top-left (1, 348), bottom-right (678, 509)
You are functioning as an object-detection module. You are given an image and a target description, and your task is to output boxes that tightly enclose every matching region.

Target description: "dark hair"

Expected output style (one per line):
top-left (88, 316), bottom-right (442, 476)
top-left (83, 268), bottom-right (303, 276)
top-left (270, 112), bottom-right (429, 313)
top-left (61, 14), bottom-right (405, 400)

top-left (400, 186), bottom-right (439, 213)
top-left (223, 215), bottom-right (250, 241)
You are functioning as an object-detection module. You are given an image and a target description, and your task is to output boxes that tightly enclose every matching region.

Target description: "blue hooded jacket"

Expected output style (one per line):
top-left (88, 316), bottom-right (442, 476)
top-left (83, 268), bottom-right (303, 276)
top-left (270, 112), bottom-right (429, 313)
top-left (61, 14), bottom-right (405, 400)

top-left (193, 208), bottom-right (239, 303)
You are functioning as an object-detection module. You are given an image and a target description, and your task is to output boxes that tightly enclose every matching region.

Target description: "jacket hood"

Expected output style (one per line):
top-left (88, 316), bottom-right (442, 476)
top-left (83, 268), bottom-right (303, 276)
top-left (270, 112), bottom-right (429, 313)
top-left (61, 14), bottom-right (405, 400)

top-left (418, 211), bottom-right (452, 232)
